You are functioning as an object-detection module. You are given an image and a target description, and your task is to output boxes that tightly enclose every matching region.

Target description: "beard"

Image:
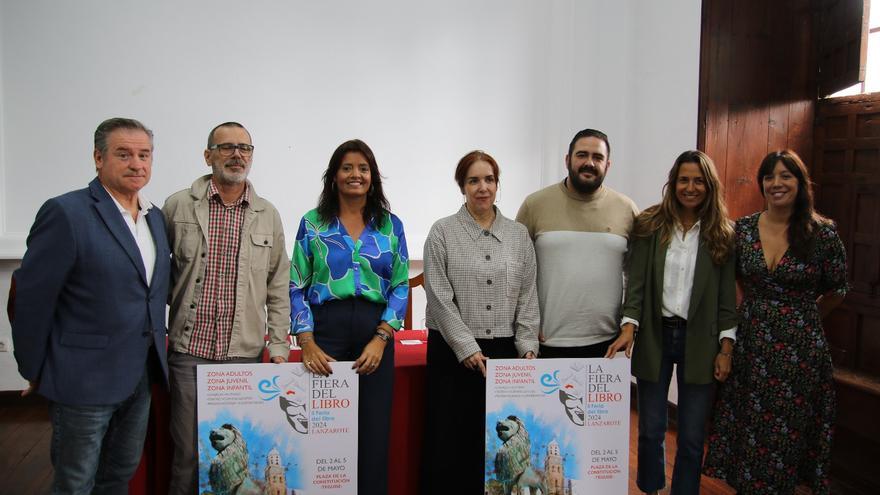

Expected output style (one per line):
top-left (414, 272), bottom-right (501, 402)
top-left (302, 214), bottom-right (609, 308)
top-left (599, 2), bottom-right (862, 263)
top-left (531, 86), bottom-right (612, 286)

top-left (567, 163), bottom-right (605, 194)
top-left (213, 159), bottom-right (249, 185)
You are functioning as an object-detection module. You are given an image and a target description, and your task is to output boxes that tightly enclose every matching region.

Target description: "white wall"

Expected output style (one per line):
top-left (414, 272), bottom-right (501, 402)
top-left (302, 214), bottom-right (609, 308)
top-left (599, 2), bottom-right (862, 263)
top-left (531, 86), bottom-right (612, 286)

top-left (0, 0), bottom-right (556, 259)
top-left (0, 0), bottom-right (701, 390)
top-left (538, 1), bottom-right (702, 204)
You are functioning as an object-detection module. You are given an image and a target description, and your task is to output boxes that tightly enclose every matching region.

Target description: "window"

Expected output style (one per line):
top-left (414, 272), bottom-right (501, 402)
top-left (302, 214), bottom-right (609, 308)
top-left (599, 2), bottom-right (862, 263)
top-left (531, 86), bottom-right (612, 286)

top-left (830, 4), bottom-right (880, 96)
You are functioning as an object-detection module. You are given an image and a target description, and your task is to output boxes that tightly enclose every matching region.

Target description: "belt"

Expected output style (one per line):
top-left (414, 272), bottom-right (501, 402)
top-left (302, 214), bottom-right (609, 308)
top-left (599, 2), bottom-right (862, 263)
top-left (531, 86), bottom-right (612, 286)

top-left (661, 315), bottom-right (687, 328)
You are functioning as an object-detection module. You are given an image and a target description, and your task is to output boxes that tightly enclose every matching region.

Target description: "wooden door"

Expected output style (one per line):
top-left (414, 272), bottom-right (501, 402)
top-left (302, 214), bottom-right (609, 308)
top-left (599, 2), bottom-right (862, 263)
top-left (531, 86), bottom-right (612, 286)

top-left (813, 93), bottom-right (880, 493)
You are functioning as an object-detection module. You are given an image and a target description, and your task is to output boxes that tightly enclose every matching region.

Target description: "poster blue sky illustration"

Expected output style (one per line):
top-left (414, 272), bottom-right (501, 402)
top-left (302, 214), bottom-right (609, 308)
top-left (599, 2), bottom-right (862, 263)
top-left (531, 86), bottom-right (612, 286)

top-left (485, 360), bottom-right (586, 487)
top-left (197, 410), bottom-right (303, 491)
top-left (484, 407), bottom-right (580, 477)
top-left (197, 363), bottom-right (359, 495)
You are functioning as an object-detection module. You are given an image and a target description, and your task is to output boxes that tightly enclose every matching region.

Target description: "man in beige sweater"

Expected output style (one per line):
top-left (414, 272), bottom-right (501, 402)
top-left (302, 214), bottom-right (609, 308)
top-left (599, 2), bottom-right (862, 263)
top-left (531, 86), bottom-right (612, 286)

top-left (516, 128), bottom-right (638, 358)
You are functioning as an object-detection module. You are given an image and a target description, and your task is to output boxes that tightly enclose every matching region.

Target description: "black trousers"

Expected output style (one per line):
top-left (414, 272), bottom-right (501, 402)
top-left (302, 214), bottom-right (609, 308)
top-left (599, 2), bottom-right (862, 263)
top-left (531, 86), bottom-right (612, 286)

top-left (420, 330), bottom-right (517, 495)
top-left (539, 335), bottom-right (618, 358)
top-left (313, 298), bottom-right (394, 495)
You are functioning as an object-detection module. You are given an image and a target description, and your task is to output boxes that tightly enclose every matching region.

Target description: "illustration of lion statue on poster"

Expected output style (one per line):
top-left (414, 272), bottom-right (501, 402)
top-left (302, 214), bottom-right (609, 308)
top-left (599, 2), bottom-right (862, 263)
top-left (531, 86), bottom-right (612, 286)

top-left (207, 424), bottom-right (261, 495)
top-left (494, 415), bottom-right (545, 495)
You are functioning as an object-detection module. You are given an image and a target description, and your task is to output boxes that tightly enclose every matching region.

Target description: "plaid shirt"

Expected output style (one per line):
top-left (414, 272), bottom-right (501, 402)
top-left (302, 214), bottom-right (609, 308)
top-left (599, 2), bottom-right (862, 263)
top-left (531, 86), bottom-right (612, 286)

top-left (188, 181), bottom-right (249, 360)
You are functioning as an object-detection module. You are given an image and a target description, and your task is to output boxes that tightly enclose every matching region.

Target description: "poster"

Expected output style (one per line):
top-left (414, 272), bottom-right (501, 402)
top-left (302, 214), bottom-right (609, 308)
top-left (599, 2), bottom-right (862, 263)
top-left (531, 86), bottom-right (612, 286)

top-left (485, 358), bottom-right (631, 495)
top-left (197, 362), bottom-right (358, 495)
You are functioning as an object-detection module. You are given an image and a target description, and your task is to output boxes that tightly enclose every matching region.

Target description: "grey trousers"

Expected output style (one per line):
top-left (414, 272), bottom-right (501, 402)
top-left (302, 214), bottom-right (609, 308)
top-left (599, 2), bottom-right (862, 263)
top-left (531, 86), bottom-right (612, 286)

top-left (167, 351), bottom-right (261, 495)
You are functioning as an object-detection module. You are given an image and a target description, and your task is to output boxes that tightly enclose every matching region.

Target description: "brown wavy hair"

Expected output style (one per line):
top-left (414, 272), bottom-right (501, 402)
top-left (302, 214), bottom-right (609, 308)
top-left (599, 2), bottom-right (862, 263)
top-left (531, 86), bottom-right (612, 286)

top-left (633, 150), bottom-right (734, 265)
top-left (756, 150), bottom-right (830, 260)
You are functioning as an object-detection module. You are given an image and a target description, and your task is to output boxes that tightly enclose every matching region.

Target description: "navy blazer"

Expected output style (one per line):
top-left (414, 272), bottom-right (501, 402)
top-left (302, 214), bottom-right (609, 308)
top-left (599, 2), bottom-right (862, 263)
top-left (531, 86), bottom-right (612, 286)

top-left (12, 178), bottom-right (170, 405)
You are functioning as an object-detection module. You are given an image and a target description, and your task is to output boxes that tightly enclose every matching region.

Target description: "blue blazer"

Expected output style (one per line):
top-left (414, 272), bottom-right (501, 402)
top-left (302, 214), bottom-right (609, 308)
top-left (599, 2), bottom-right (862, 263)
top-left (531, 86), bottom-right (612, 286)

top-left (12, 178), bottom-right (170, 405)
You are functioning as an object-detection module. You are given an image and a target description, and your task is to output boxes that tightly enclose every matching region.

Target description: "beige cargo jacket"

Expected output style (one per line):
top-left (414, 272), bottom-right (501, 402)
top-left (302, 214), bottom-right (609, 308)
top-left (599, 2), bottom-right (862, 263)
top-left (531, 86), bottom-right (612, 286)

top-left (163, 175), bottom-right (290, 360)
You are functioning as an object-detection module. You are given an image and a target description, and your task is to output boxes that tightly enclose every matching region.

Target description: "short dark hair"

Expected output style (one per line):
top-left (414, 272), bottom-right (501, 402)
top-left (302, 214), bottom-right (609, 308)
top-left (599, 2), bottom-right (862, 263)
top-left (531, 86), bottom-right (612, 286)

top-left (454, 150), bottom-right (500, 189)
top-left (317, 139), bottom-right (390, 228)
top-left (567, 128), bottom-right (610, 159)
top-left (207, 122), bottom-right (251, 148)
top-left (94, 118), bottom-right (153, 154)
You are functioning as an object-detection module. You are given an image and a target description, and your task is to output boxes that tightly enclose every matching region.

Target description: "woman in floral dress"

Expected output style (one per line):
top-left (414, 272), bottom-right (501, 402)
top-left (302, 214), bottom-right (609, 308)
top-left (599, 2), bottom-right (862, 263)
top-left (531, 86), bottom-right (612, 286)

top-left (703, 150), bottom-right (848, 494)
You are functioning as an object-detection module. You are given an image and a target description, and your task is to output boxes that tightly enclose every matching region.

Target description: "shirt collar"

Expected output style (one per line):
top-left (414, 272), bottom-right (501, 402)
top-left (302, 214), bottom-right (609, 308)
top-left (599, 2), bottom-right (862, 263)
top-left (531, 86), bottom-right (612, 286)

top-left (674, 219), bottom-right (701, 238)
top-left (102, 185), bottom-right (151, 215)
top-left (456, 204), bottom-right (504, 241)
top-left (209, 179), bottom-right (250, 207)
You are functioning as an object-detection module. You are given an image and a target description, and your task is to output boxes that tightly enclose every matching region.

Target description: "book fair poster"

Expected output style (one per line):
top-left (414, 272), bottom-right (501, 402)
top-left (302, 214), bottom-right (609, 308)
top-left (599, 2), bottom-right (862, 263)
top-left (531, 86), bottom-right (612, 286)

top-left (485, 358), bottom-right (631, 495)
top-left (196, 362), bottom-right (358, 495)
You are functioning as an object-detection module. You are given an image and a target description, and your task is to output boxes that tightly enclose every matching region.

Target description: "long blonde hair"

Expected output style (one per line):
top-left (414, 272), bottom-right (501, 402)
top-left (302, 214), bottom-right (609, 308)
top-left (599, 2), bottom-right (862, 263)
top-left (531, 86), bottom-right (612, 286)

top-left (633, 150), bottom-right (734, 265)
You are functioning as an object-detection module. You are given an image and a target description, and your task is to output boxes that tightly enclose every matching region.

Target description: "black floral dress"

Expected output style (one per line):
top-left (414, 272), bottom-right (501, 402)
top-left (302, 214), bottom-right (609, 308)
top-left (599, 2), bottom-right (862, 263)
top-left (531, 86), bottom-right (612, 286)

top-left (703, 212), bottom-right (848, 495)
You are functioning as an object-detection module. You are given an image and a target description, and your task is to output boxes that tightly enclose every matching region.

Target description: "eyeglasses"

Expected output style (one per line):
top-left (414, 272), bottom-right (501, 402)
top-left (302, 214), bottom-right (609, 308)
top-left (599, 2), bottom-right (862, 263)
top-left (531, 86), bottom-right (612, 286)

top-left (209, 143), bottom-right (255, 157)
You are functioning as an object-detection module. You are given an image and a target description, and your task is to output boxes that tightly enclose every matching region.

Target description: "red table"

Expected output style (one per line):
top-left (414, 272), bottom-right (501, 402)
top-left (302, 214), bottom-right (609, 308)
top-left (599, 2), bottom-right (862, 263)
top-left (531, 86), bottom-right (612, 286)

top-left (130, 330), bottom-right (427, 494)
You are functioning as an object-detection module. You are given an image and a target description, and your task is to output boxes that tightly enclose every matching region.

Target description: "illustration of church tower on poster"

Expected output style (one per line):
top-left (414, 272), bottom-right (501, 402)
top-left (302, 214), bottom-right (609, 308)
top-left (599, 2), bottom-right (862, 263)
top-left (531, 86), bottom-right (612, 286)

top-left (264, 447), bottom-right (287, 495)
top-left (544, 439), bottom-right (564, 495)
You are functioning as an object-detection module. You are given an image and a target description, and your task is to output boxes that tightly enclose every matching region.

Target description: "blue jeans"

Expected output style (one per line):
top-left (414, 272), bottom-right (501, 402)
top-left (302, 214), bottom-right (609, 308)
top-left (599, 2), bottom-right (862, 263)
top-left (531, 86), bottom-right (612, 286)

top-left (50, 363), bottom-right (152, 495)
top-left (636, 317), bottom-right (714, 495)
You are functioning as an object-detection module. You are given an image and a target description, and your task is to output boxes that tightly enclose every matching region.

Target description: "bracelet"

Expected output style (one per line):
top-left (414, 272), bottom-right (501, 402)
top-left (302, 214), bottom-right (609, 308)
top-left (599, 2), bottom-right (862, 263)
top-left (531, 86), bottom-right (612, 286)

top-left (719, 350), bottom-right (732, 357)
top-left (296, 335), bottom-right (313, 345)
top-left (374, 331), bottom-right (391, 343)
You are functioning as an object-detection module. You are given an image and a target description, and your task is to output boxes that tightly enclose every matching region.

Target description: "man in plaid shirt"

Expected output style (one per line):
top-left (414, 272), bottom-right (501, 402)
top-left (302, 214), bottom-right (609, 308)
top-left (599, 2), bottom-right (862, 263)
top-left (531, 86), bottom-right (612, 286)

top-left (162, 122), bottom-right (291, 495)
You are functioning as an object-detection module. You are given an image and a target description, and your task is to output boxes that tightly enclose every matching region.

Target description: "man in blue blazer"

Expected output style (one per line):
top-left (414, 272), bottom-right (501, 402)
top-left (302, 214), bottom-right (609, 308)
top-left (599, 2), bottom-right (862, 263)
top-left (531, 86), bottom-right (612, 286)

top-left (12, 118), bottom-right (170, 494)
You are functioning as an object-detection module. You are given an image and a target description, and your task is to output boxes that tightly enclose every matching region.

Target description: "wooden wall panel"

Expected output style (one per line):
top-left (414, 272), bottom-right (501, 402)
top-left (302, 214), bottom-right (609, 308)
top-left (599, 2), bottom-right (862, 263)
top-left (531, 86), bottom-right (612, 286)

top-left (858, 315), bottom-right (880, 375)
top-left (698, 0), bottom-right (732, 184)
top-left (833, 377), bottom-right (880, 493)
top-left (699, 0), bottom-right (816, 219)
top-left (815, 95), bottom-right (880, 308)
top-left (813, 92), bottom-right (880, 495)
top-left (826, 309), bottom-right (858, 366)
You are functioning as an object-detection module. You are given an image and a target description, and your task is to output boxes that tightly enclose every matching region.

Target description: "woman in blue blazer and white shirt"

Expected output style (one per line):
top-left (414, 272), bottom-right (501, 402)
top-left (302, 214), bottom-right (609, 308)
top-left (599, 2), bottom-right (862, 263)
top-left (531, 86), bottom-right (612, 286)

top-left (606, 150), bottom-right (738, 495)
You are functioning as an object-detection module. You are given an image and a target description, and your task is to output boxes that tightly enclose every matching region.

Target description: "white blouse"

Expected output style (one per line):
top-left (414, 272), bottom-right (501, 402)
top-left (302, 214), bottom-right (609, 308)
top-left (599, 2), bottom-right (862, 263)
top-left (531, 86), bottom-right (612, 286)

top-left (662, 222), bottom-right (701, 319)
